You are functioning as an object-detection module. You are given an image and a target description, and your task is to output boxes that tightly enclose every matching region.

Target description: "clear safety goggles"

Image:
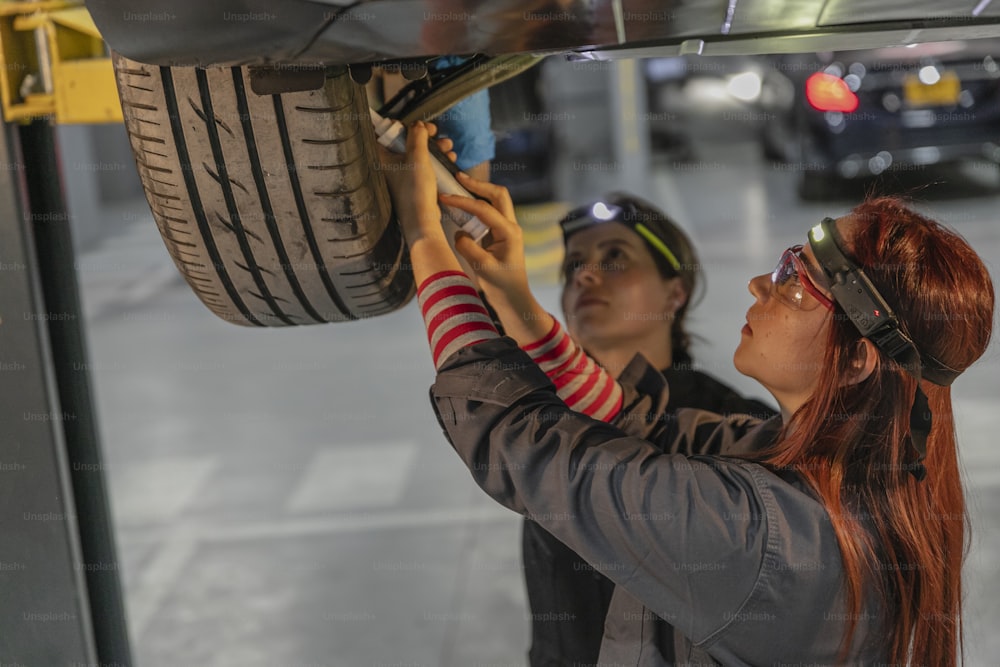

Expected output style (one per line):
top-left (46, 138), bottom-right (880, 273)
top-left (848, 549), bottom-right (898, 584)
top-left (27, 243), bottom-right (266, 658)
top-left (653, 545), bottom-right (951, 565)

top-left (771, 245), bottom-right (835, 311)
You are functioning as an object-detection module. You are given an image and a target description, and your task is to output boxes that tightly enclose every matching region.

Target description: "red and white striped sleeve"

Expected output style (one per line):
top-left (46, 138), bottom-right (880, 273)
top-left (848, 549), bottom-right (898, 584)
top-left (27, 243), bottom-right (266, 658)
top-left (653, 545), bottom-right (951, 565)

top-left (417, 270), bottom-right (499, 369)
top-left (522, 318), bottom-right (622, 422)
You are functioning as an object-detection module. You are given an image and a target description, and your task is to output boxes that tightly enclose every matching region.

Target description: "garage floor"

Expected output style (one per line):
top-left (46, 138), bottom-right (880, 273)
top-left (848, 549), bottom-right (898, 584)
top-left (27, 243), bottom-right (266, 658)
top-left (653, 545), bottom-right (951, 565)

top-left (78, 122), bottom-right (1000, 666)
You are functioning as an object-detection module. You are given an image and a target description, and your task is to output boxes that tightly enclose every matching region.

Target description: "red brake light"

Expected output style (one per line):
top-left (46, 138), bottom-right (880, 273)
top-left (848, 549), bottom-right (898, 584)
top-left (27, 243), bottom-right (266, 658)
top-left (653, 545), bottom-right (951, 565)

top-left (805, 72), bottom-right (859, 112)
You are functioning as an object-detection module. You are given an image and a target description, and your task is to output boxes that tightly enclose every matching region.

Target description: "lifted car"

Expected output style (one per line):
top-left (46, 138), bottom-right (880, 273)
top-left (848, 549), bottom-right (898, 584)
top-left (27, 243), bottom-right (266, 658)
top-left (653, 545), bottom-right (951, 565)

top-left (86, 0), bottom-right (1000, 325)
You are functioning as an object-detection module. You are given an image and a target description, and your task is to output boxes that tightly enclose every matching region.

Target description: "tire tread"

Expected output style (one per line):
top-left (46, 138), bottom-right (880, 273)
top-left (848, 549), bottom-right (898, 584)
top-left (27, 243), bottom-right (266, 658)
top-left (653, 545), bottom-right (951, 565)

top-left (112, 52), bottom-right (414, 326)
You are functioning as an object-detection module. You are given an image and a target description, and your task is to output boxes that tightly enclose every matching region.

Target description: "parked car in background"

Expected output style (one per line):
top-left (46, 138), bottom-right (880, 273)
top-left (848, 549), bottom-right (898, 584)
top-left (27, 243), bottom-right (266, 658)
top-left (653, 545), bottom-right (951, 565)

top-left (759, 40), bottom-right (1000, 199)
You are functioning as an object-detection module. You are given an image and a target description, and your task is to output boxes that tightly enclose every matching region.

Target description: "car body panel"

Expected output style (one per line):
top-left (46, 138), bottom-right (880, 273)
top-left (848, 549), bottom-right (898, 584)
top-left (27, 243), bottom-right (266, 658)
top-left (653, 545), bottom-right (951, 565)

top-left (87, 0), bottom-right (1000, 67)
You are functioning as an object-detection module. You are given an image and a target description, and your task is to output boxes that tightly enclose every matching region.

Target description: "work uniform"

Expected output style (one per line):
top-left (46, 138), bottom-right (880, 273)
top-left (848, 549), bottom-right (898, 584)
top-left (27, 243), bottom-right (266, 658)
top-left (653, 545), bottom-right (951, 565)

top-left (523, 366), bottom-right (777, 667)
top-left (429, 338), bottom-right (885, 666)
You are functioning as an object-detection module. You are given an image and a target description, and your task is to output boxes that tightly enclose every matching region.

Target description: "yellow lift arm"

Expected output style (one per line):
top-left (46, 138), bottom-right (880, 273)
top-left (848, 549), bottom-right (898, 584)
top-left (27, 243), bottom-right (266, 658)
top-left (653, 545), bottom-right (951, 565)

top-left (0, 0), bottom-right (121, 123)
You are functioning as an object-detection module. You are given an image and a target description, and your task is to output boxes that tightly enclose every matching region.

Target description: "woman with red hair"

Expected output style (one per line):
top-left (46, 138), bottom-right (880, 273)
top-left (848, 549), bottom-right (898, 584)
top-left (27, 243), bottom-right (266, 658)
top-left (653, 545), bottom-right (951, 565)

top-left (386, 122), bottom-right (993, 665)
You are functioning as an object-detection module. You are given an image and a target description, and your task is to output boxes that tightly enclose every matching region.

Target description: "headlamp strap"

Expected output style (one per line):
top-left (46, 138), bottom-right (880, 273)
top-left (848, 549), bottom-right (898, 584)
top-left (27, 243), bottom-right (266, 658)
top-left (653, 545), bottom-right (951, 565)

top-left (868, 325), bottom-right (921, 376)
top-left (907, 384), bottom-right (931, 482)
top-left (812, 218), bottom-right (937, 481)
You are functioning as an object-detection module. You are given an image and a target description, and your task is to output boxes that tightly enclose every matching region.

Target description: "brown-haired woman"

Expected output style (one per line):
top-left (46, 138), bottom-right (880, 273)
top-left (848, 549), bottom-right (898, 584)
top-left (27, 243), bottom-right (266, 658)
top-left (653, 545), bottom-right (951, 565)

top-left (387, 121), bottom-right (993, 665)
top-left (525, 192), bottom-right (774, 666)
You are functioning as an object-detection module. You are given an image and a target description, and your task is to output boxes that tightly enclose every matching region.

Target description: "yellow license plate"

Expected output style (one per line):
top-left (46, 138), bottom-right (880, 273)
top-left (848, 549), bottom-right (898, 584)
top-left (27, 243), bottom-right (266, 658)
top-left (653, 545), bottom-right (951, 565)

top-left (903, 71), bottom-right (960, 107)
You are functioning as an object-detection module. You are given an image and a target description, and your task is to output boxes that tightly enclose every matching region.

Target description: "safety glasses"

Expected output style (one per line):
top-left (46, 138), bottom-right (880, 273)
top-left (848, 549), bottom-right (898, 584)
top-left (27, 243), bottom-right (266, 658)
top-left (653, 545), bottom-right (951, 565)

top-left (771, 245), bottom-right (835, 311)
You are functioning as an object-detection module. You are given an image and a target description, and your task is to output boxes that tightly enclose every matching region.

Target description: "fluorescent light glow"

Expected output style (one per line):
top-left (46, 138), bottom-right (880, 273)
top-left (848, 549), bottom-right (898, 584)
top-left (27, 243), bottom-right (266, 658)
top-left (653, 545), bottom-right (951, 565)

top-left (918, 66), bottom-right (941, 85)
top-left (811, 224), bottom-right (826, 242)
top-left (726, 72), bottom-right (762, 102)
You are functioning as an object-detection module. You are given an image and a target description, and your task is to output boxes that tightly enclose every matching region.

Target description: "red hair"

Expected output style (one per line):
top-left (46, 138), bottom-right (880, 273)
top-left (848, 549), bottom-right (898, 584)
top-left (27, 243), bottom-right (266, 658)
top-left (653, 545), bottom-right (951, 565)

top-left (752, 197), bottom-right (994, 664)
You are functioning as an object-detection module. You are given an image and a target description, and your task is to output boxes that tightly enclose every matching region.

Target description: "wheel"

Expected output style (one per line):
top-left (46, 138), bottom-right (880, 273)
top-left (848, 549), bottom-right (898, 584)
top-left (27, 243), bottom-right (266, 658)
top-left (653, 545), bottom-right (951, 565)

top-left (113, 53), bottom-right (412, 326)
top-left (113, 53), bottom-right (540, 326)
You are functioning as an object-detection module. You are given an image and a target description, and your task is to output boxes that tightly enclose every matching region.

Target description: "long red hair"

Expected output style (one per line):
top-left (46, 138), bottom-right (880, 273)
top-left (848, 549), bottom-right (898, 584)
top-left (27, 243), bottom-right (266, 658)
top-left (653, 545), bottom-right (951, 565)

top-left (753, 197), bottom-right (993, 664)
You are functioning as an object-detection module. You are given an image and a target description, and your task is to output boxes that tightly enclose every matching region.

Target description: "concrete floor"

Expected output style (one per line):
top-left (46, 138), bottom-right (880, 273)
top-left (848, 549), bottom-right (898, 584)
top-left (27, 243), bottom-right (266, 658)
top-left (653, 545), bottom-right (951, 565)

top-left (77, 119), bottom-right (1000, 666)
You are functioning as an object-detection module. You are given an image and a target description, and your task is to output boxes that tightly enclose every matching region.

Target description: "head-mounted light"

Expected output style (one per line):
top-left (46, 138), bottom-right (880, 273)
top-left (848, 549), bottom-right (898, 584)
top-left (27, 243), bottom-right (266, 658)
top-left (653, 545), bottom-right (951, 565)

top-left (808, 217), bottom-right (960, 481)
top-left (560, 202), bottom-right (682, 272)
top-left (807, 218), bottom-right (958, 387)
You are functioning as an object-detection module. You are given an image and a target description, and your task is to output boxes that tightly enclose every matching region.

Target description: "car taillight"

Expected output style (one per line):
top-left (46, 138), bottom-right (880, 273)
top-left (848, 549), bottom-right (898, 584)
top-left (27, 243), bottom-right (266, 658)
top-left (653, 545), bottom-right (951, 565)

top-left (805, 72), bottom-right (859, 112)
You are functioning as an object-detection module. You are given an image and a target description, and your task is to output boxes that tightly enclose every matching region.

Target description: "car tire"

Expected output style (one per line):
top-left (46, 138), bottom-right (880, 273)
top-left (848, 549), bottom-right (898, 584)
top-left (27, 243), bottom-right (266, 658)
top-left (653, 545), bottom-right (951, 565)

top-left (113, 52), bottom-right (411, 326)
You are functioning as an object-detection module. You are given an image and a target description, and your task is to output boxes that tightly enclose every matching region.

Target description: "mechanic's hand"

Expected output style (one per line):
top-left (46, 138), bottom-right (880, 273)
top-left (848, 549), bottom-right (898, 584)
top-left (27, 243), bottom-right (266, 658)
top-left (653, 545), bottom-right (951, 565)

top-left (379, 121), bottom-right (452, 246)
top-left (442, 177), bottom-right (531, 310)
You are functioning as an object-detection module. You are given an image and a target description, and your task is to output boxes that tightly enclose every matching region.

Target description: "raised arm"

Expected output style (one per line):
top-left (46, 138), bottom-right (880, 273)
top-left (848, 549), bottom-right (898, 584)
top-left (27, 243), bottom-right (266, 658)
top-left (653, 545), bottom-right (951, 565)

top-left (436, 160), bottom-right (631, 418)
top-left (382, 122), bottom-right (467, 294)
top-left (383, 122), bottom-right (622, 419)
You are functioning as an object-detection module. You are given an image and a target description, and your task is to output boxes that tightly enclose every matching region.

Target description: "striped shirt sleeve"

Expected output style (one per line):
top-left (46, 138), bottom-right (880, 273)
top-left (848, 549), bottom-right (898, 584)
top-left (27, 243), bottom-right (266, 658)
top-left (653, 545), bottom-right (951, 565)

top-left (522, 318), bottom-right (622, 422)
top-left (417, 270), bottom-right (500, 369)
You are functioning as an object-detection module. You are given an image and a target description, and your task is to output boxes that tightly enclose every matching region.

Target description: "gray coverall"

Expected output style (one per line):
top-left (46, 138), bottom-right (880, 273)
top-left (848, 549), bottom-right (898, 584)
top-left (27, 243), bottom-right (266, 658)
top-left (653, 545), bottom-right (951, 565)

top-left (428, 338), bottom-right (886, 666)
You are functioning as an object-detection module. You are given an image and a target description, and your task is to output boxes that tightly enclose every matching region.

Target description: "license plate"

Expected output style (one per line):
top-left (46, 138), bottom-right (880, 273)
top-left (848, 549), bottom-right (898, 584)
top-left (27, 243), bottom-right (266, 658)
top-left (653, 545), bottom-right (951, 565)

top-left (903, 71), bottom-right (960, 107)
